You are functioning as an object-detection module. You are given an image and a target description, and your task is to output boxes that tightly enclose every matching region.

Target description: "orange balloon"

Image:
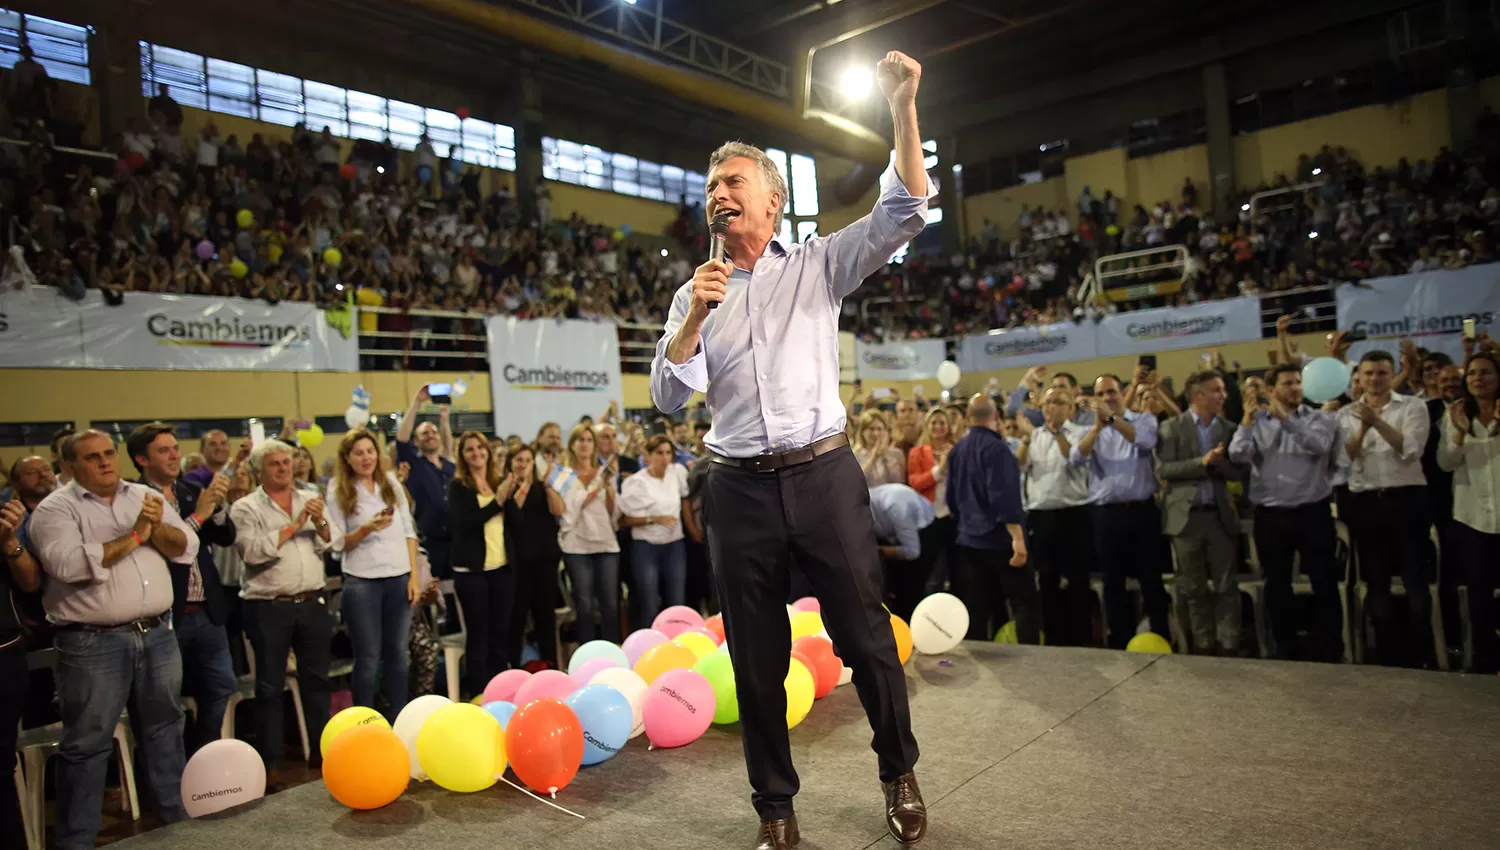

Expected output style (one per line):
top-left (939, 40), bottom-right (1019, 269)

top-left (505, 697), bottom-right (584, 795)
top-left (704, 614), bottom-right (726, 645)
top-left (633, 640), bottom-right (697, 685)
top-left (324, 725), bottom-right (409, 810)
top-left (792, 636), bottom-right (840, 698)
top-left (891, 614), bottom-right (913, 665)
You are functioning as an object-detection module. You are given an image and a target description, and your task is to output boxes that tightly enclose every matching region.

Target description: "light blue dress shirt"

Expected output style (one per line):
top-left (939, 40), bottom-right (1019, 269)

top-left (1071, 409), bottom-right (1160, 505)
top-left (1227, 407), bottom-right (1337, 507)
top-left (869, 483), bottom-right (937, 560)
top-left (1006, 385), bottom-right (1096, 428)
top-left (1194, 414), bottom-right (1217, 506)
top-left (651, 165), bottom-right (936, 458)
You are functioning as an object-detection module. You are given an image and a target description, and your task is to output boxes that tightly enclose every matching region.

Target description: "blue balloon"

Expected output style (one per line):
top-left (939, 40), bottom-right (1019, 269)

top-left (1301, 356), bottom-right (1352, 403)
top-left (482, 700), bottom-right (517, 730)
top-left (567, 639), bottom-right (629, 676)
top-left (565, 685), bottom-right (633, 766)
top-left (520, 643), bottom-right (540, 664)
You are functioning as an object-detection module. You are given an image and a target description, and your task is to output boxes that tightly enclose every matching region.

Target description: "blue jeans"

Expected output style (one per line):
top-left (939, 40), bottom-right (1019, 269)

top-left (342, 574), bottom-right (412, 717)
top-left (564, 552), bottom-right (621, 643)
top-left (175, 608), bottom-right (238, 752)
top-left (632, 539), bottom-right (687, 628)
top-left (53, 621), bottom-right (187, 849)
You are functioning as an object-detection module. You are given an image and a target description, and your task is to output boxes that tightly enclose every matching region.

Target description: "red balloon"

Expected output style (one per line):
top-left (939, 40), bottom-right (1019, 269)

top-left (792, 636), bottom-right (840, 699)
top-left (456, 106), bottom-right (471, 120)
top-left (339, 163), bottom-right (356, 180)
top-left (124, 151), bottom-right (146, 171)
top-left (504, 697), bottom-right (584, 795)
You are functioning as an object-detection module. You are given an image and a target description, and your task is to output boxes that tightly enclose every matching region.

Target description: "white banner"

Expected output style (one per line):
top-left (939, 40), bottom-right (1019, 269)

top-left (0, 289), bottom-right (357, 371)
top-left (854, 338), bottom-right (947, 381)
top-left (0, 286), bottom-right (86, 367)
top-left (1095, 296), bottom-right (1262, 356)
top-left (1336, 265), bottom-right (1500, 364)
top-left (487, 317), bottom-right (623, 439)
top-left (957, 322), bottom-right (1097, 372)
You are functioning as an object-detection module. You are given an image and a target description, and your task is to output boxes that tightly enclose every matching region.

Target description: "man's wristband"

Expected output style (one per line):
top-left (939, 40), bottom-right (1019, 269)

top-left (130, 530), bottom-right (145, 546)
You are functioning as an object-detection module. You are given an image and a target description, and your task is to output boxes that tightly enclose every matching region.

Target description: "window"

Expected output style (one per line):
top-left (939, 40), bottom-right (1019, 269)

top-left (542, 136), bottom-right (706, 204)
top-left (138, 42), bottom-right (516, 169)
top-left (0, 10), bottom-right (91, 85)
top-left (790, 154), bottom-right (819, 217)
top-left (764, 147), bottom-right (791, 213)
top-left (796, 220), bottom-right (819, 243)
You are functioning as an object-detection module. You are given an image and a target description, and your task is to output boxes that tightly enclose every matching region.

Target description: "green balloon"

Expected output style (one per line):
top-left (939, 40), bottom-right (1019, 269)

top-left (692, 651), bottom-right (739, 725)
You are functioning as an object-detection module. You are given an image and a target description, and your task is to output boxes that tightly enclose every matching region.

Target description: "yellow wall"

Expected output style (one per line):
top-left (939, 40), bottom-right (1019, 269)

top-left (1128, 144), bottom-right (1211, 211)
top-left (548, 183), bottom-right (680, 235)
top-left (1063, 147), bottom-right (1128, 219)
top-left (964, 176), bottom-right (1069, 241)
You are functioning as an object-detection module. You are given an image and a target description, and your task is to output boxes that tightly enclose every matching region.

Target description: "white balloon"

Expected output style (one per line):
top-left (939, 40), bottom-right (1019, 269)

top-left (344, 406), bottom-right (367, 431)
top-left (181, 739), bottom-right (265, 818)
top-left (392, 694), bottom-right (451, 779)
top-left (910, 592), bottom-right (969, 655)
top-left (935, 360), bottom-right (962, 390)
top-left (837, 665), bottom-right (853, 686)
top-left (590, 667), bottom-right (649, 739)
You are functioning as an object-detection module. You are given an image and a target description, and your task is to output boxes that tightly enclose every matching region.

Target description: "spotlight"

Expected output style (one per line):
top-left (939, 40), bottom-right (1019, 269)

top-left (839, 65), bottom-right (872, 100)
top-left (1241, 203), bottom-right (1250, 212)
top-left (1308, 230), bottom-right (1319, 239)
top-left (1312, 167), bottom-right (1322, 176)
top-left (335, 283), bottom-right (344, 291)
top-left (376, 166), bottom-right (385, 174)
top-left (660, 248), bottom-right (668, 257)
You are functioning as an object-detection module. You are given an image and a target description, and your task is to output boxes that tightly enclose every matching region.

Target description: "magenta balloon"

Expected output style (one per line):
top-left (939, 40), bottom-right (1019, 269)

top-left (569, 657), bottom-right (623, 688)
top-left (195, 240), bottom-right (214, 261)
top-left (621, 628), bottom-right (669, 667)
top-left (514, 669), bottom-right (580, 706)
top-left (482, 669), bottom-right (532, 705)
top-left (642, 668), bottom-right (716, 748)
top-left (792, 596), bottom-right (821, 614)
top-left (652, 606), bottom-right (706, 639)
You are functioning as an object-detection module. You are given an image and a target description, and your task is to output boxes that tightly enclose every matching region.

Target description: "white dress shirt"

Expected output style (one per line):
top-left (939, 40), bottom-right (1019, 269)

top-left (619, 464), bottom-right (689, 545)
top-left (1336, 393), bottom-right (1429, 492)
top-left (1022, 421), bottom-right (1091, 511)
top-left (326, 472), bottom-right (417, 579)
top-left (230, 486), bottom-right (343, 600)
top-left (1437, 413), bottom-right (1500, 534)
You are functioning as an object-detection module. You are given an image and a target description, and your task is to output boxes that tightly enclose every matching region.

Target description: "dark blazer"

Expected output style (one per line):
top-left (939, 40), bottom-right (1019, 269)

top-left (152, 478), bottom-right (236, 625)
top-left (1156, 411), bottom-right (1247, 537)
top-left (447, 478), bottom-right (518, 572)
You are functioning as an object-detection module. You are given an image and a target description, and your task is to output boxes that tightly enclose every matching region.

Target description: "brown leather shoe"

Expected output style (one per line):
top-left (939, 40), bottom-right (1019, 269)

top-left (883, 772), bottom-right (927, 844)
top-left (752, 815), bottom-right (801, 849)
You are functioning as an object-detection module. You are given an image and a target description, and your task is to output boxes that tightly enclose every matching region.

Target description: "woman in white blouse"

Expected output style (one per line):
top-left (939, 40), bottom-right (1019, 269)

top-left (1437, 351), bottom-right (1500, 673)
top-left (328, 429), bottom-right (420, 715)
top-left (619, 435), bottom-right (690, 627)
top-left (558, 424), bottom-right (621, 643)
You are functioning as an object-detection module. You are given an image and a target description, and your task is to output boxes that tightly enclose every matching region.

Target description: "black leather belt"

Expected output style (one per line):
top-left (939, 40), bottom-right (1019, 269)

top-left (61, 613), bottom-right (169, 633)
top-left (710, 434), bottom-right (849, 474)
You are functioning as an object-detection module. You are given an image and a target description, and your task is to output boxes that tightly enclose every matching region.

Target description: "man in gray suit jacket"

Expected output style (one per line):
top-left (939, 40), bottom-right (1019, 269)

top-left (1157, 369), bottom-right (1249, 655)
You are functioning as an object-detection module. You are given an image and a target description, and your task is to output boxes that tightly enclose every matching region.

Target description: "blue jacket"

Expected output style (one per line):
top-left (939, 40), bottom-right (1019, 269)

top-left (944, 425), bottom-right (1025, 550)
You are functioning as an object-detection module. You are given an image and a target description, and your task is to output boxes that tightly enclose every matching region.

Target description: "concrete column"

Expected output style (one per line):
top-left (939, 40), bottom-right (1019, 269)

top-left (938, 135), bottom-right (962, 253)
top-left (1200, 60), bottom-right (1234, 215)
top-left (89, 23), bottom-right (143, 143)
top-left (1445, 0), bottom-right (1477, 154)
top-left (509, 65), bottom-right (544, 223)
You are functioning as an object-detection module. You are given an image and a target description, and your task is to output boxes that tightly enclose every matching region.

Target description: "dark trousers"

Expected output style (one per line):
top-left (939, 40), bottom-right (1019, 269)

top-left (632, 538), bottom-right (687, 627)
top-left (1454, 522), bottom-right (1500, 674)
top-left (922, 514), bottom-right (957, 595)
top-left (175, 607), bottom-right (238, 750)
top-left (454, 567), bottom-right (516, 697)
top-left (703, 447), bottom-right (917, 821)
top-left (955, 543), bottom-right (1041, 643)
top-left (0, 635), bottom-right (27, 850)
top-left (882, 523), bottom-right (941, 621)
top-left (685, 537), bottom-right (717, 615)
top-left (243, 598), bottom-right (332, 768)
top-left (1254, 501), bottom-right (1343, 662)
top-left (509, 552), bottom-right (558, 668)
top-left (1092, 500), bottom-right (1171, 649)
top-left (221, 586), bottom-right (247, 676)
top-left (1345, 485), bottom-right (1434, 668)
top-left (1028, 505), bottom-right (1095, 647)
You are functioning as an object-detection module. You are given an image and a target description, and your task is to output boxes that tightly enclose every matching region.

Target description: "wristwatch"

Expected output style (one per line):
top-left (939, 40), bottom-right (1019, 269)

top-left (315, 518), bottom-right (329, 530)
top-left (1103, 415), bottom-right (1117, 426)
top-left (4, 541), bottom-right (22, 559)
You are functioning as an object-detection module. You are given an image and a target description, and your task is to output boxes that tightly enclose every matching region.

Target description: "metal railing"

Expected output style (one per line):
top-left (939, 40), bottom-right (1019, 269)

top-left (1246, 180), bottom-right (1327, 218)
top-left (357, 306), bottom-right (666, 373)
top-left (1083, 244), bottom-right (1188, 304)
top-left (1257, 283), bottom-right (1337, 335)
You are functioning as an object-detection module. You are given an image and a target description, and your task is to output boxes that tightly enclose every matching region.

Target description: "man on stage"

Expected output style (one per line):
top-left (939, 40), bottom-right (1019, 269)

top-left (651, 51), bottom-right (933, 850)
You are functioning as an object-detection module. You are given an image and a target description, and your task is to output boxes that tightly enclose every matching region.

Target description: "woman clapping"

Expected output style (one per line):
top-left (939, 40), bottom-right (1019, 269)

top-left (447, 431), bottom-right (517, 697)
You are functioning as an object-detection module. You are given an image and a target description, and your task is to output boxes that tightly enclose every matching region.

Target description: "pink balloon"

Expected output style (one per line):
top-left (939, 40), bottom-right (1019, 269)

top-left (622, 628), bottom-right (669, 667)
top-left (792, 596), bottom-right (821, 613)
top-left (482, 669), bottom-right (532, 705)
top-left (685, 626), bottom-right (722, 646)
top-left (652, 606), bottom-right (706, 639)
top-left (642, 668), bottom-right (715, 748)
top-left (514, 669), bottom-right (580, 706)
top-left (569, 657), bottom-right (622, 688)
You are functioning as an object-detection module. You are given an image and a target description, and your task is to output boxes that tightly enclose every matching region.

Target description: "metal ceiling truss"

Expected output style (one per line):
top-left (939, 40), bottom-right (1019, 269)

top-left (509, 0), bottom-right (791, 99)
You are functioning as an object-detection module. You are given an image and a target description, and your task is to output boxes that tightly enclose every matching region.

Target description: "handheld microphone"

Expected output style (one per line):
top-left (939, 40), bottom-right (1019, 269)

top-left (707, 212), bottom-right (731, 310)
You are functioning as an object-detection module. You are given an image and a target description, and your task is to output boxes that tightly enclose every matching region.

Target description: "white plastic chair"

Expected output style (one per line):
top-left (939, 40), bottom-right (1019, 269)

top-left (16, 758), bottom-right (37, 850)
top-left (437, 579), bottom-right (468, 701)
top-left (18, 713), bottom-right (140, 847)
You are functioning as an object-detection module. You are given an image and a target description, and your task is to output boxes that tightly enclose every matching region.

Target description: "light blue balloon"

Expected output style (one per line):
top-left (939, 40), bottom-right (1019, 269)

top-left (482, 700), bottom-right (517, 730)
top-left (520, 643), bottom-right (540, 664)
top-left (1301, 356), bottom-right (1352, 403)
top-left (565, 685), bottom-right (633, 766)
top-left (567, 640), bottom-right (629, 676)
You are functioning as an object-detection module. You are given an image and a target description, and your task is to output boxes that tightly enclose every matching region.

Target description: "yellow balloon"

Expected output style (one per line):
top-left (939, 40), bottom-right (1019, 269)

top-left (671, 632), bottom-right (717, 661)
top-left (785, 657), bottom-right (815, 729)
top-left (295, 424), bottom-right (324, 449)
top-left (236, 208), bottom-right (254, 228)
top-left (633, 641), bottom-right (697, 685)
top-left (890, 614), bottom-right (913, 665)
top-left (790, 611), bottom-right (824, 642)
top-left (320, 706), bottom-right (390, 757)
top-left (415, 703), bottom-right (506, 792)
top-left (1126, 632), bottom-right (1173, 654)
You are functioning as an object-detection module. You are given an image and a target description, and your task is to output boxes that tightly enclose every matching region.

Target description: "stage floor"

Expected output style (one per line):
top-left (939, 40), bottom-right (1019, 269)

top-left (119, 644), bottom-right (1500, 849)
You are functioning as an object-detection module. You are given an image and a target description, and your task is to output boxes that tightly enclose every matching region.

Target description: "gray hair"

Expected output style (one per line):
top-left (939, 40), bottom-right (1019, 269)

top-left (707, 141), bottom-right (787, 232)
top-left (250, 439), bottom-right (296, 472)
